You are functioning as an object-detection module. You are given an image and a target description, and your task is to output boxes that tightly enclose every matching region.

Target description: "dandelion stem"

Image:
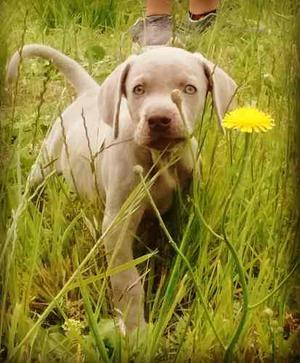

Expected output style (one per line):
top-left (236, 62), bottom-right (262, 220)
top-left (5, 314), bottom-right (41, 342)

top-left (222, 133), bottom-right (250, 363)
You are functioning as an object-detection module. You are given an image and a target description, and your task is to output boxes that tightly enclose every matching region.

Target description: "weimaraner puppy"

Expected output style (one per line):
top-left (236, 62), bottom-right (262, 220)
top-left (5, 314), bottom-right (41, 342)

top-left (7, 44), bottom-right (236, 333)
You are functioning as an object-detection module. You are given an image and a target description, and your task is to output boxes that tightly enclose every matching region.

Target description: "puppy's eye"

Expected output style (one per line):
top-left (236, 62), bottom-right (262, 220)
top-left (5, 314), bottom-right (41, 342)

top-left (183, 85), bottom-right (197, 95)
top-left (133, 85), bottom-right (145, 95)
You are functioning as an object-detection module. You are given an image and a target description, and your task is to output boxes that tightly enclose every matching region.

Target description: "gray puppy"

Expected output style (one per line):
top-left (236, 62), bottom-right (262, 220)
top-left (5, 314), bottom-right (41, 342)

top-left (7, 44), bottom-right (236, 332)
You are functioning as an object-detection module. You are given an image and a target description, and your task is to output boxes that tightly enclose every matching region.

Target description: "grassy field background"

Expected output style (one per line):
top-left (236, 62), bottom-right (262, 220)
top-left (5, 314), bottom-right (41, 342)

top-left (0, 0), bottom-right (299, 362)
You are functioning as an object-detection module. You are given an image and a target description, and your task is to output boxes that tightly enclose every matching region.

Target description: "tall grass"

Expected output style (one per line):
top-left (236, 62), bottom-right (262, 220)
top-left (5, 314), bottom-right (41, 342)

top-left (29, 0), bottom-right (118, 29)
top-left (0, 0), bottom-right (299, 362)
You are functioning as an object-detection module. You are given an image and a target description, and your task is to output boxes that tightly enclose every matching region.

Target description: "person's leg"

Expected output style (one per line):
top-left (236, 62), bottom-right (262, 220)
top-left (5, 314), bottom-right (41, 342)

top-left (189, 0), bottom-right (219, 17)
top-left (145, 0), bottom-right (171, 16)
top-left (144, 0), bottom-right (219, 17)
top-left (131, 0), bottom-right (219, 46)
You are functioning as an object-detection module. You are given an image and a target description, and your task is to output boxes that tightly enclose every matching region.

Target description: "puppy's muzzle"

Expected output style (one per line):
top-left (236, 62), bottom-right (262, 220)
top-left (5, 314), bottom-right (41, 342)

top-left (146, 114), bottom-right (185, 150)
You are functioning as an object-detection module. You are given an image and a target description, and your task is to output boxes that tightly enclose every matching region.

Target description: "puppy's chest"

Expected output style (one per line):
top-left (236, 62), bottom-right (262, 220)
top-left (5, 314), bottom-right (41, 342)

top-left (150, 163), bottom-right (192, 214)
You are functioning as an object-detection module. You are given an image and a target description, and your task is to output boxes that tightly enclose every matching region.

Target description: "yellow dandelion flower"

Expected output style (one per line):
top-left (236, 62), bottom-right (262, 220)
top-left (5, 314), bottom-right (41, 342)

top-left (223, 107), bottom-right (274, 133)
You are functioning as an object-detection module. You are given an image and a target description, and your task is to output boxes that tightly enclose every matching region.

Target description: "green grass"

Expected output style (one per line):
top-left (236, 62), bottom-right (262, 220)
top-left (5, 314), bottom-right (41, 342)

top-left (0, 0), bottom-right (299, 362)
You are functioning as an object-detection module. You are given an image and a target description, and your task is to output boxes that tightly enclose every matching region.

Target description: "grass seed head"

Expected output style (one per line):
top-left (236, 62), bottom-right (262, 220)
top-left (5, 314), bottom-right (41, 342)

top-left (171, 89), bottom-right (182, 107)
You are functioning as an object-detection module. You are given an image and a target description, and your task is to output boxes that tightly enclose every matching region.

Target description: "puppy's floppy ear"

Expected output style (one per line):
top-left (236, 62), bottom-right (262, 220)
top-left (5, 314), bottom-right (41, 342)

top-left (99, 56), bottom-right (136, 138)
top-left (194, 53), bottom-right (237, 132)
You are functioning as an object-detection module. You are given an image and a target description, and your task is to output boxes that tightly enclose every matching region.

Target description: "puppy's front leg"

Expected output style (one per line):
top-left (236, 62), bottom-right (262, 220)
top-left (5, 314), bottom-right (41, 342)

top-left (102, 199), bottom-right (146, 332)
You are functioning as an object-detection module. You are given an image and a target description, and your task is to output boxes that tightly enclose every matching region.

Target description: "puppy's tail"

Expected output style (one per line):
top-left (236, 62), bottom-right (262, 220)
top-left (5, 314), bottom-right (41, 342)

top-left (6, 44), bottom-right (98, 95)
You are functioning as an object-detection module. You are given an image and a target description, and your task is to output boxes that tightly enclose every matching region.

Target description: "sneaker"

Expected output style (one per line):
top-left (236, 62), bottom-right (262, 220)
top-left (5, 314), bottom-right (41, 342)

top-left (188, 10), bottom-right (217, 32)
top-left (130, 15), bottom-right (173, 46)
top-left (177, 10), bottom-right (217, 37)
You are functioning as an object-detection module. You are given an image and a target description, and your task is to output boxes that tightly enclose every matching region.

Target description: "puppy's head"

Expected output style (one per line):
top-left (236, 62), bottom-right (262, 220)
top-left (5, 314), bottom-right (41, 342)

top-left (99, 47), bottom-right (237, 150)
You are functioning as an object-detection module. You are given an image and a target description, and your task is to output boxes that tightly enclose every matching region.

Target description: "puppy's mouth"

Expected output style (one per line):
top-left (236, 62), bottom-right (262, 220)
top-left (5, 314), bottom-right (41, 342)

top-left (146, 136), bottom-right (186, 151)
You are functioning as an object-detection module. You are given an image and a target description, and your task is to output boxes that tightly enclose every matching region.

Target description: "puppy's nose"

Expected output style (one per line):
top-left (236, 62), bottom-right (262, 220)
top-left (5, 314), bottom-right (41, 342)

top-left (148, 116), bottom-right (171, 131)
